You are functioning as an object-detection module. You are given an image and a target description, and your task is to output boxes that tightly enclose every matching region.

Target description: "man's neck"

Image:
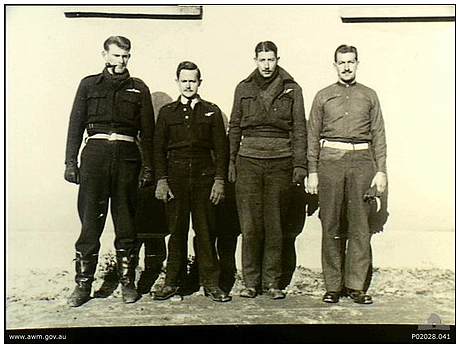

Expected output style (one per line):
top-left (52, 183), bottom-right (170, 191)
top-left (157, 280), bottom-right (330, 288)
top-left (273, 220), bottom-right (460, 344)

top-left (180, 95), bottom-right (199, 109)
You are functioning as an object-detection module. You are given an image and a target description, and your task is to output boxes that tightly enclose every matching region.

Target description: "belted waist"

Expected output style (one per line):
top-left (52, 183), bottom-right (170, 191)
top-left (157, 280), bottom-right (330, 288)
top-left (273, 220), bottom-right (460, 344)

top-left (86, 123), bottom-right (138, 137)
top-left (86, 133), bottom-right (136, 143)
top-left (322, 140), bottom-right (369, 150)
top-left (242, 129), bottom-right (290, 139)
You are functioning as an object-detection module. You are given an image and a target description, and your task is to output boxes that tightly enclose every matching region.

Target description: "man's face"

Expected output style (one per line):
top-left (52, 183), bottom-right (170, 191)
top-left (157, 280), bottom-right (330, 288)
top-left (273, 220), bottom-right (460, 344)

top-left (254, 51), bottom-right (279, 78)
top-left (177, 69), bottom-right (201, 99)
top-left (103, 44), bottom-right (130, 74)
top-left (334, 52), bottom-right (358, 84)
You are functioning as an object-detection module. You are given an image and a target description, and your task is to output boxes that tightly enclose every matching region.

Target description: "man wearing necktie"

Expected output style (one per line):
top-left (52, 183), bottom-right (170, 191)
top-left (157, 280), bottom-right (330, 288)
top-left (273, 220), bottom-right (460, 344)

top-left (152, 61), bottom-right (231, 302)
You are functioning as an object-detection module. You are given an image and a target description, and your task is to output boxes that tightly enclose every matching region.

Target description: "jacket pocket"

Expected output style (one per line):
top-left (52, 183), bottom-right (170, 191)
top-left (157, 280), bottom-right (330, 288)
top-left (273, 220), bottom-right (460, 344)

top-left (86, 90), bottom-right (108, 116)
top-left (119, 92), bottom-right (141, 120)
top-left (273, 94), bottom-right (293, 121)
top-left (240, 97), bottom-right (257, 127)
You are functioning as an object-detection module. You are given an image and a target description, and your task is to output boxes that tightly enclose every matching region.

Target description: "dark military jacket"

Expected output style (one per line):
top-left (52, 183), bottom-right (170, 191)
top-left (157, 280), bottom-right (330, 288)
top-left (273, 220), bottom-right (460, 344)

top-left (65, 68), bottom-right (155, 170)
top-left (228, 66), bottom-right (307, 169)
top-left (153, 97), bottom-right (227, 181)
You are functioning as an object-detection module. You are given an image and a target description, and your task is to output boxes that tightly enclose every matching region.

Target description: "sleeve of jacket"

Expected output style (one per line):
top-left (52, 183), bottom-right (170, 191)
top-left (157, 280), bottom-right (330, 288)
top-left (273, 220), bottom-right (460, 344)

top-left (139, 84), bottom-right (155, 172)
top-left (369, 90), bottom-right (387, 173)
top-left (211, 106), bottom-right (227, 180)
top-left (291, 84), bottom-right (308, 169)
top-left (153, 107), bottom-right (169, 180)
top-left (65, 78), bottom-right (88, 164)
top-left (307, 92), bottom-right (323, 173)
top-left (228, 84), bottom-right (243, 163)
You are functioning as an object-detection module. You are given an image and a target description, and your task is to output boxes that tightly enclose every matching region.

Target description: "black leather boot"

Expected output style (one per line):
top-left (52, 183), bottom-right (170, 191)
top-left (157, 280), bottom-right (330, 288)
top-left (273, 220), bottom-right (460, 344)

top-left (137, 254), bottom-right (164, 294)
top-left (116, 249), bottom-right (139, 304)
top-left (68, 252), bottom-right (98, 307)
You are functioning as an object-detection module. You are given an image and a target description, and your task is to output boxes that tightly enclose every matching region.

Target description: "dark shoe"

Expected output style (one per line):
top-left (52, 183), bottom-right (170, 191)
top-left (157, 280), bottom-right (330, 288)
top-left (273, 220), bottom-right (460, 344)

top-left (121, 284), bottom-right (139, 303)
top-left (204, 287), bottom-right (232, 302)
top-left (68, 285), bottom-right (91, 307)
top-left (154, 285), bottom-right (180, 300)
top-left (137, 254), bottom-right (164, 295)
top-left (347, 290), bottom-right (373, 304)
top-left (116, 249), bottom-right (139, 304)
top-left (322, 291), bottom-right (340, 303)
top-left (240, 287), bottom-right (258, 298)
top-left (267, 288), bottom-right (286, 300)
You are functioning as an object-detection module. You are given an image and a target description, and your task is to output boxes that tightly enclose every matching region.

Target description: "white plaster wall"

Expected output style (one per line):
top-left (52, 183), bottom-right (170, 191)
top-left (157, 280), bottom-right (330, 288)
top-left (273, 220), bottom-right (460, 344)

top-left (6, 5), bottom-right (455, 273)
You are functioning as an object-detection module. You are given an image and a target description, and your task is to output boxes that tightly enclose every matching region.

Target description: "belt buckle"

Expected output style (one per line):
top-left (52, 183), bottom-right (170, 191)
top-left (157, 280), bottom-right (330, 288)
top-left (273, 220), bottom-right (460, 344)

top-left (108, 133), bottom-right (118, 141)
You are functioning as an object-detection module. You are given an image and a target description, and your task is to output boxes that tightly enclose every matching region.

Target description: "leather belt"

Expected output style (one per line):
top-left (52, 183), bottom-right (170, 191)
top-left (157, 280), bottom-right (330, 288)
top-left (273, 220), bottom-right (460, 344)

top-left (86, 133), bottom-right (135, 143)
top-left (322, 140), bottom-right (369, 150)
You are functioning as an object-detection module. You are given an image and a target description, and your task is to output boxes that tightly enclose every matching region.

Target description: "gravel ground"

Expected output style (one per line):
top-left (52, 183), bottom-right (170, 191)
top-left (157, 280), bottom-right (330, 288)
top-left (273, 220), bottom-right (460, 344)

top-left (6, 256), bottom-right (455, 329)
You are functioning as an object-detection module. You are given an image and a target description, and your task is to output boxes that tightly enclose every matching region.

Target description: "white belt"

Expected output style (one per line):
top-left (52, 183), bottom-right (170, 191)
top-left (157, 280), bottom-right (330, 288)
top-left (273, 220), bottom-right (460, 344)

top-left (322, 140), bottom-right (369, 150)
top-left (86, 133), bottom-right (135, 143)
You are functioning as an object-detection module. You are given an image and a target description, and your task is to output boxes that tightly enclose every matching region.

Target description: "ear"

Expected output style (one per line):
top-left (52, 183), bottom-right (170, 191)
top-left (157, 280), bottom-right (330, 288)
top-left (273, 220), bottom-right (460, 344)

top-left (102, 50), bottom-right (107, 60)
top-left (197, 79), bottom-right (202, 87)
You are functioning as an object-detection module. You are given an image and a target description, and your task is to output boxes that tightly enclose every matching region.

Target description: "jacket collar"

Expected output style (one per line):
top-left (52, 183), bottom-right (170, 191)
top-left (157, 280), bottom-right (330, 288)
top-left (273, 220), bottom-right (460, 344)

top-left (241, 66), bottom-right (295, 98)
top-left (95, 67), bottom-right (131, 84)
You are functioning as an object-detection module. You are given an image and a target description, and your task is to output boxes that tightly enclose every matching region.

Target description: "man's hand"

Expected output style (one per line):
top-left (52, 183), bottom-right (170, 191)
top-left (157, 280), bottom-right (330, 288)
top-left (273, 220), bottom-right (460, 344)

top-left (292, 167), bottom-right (308, 185)
top-left (64, 162), bottom-right (80, 185)
top-left (306, 173), bottom-right (319, 194)
top-left (371, 171), bottom-right (387, 193)
top-left (228, 161), bottom-right (236, 183)
top-left (139, 168), bottom-right (155, 188)
top-left (210, 179), bottom-right (225, 205)
top-left (155, 179), bottom-right (174, 203)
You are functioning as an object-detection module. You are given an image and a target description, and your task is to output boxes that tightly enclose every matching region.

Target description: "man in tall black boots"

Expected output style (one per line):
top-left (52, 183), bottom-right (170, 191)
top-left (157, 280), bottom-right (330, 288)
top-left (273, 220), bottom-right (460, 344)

top-left (64, 36), bottom-right (155, 306)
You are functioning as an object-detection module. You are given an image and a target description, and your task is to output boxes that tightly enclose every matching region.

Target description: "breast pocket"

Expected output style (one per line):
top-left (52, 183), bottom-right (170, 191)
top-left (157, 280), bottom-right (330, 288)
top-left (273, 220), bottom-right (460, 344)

top-left (197, 116), bottom-right (212, 140)
top-left (119, 92), bottom-right (141, 120)
top-left (86, 90), bottom-right (108, 116)
top-left (273, 95), bottom-right (293, 121)
top-left (168, 118), bottom-right (188, 143)
top-left (240, 97), bottom-right (257, 127)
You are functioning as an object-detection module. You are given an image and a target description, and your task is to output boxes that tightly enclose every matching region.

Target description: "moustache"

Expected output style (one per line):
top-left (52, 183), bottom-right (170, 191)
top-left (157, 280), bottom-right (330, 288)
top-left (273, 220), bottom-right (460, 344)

top-left (342, 70), bottom-right (352, 73)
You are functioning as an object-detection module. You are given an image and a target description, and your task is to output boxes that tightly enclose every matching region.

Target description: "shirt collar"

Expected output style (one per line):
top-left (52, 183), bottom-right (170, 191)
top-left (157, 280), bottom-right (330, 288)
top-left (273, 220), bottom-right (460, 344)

top-left (336, 79), bottom-right (357, 88)
top-left (178, 95), bottom-right (201, 110)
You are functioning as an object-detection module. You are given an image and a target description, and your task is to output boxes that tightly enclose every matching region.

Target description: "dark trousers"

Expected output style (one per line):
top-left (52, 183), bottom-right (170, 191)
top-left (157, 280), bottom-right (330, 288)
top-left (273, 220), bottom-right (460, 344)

top-left (318, 147), bottom-right (375, 292)
top-left (76, 140), bottom-right (141, 258)
top-left (164, 156), bottom-right (220, 288)
top-left (235, 156), bottom-right (292, 289)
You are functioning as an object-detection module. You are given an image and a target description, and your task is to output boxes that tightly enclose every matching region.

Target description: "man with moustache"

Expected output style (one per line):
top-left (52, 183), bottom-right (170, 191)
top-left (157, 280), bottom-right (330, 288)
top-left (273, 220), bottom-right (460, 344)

top-left (64, 36), bottom-right (155, 306)
top-left (307, 44), bottom-right (387, 304)
top-left (153, 61), bottom-right (231, 302)
top-left (228, 41), bottom-right (308, 299)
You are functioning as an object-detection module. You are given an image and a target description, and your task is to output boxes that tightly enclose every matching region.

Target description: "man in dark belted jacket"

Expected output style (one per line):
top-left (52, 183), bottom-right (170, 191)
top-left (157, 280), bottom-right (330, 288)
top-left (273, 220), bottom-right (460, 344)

top-left (228, 41), bottom-right (308, 299)
top-left (153, 61), bottom-right (231, 303)
top-left (64, 36), bottom-right (155, 307)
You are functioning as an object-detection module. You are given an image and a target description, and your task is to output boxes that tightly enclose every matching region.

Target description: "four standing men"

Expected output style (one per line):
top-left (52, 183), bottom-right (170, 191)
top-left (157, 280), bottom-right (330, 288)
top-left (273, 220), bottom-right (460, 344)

top-left (65, 37), bottom-right (387, 306)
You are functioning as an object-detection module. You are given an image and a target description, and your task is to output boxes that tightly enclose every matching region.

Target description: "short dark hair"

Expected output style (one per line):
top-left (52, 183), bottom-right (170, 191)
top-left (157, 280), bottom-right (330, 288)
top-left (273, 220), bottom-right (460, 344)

top-left (103, 36), bottom-right (131, 51)
top-left (176, 61), bottom-right (201, 80)
top-left (334, 44), bottom-right (358, 62)
top-left (255, 41), bottom-right (278, 57)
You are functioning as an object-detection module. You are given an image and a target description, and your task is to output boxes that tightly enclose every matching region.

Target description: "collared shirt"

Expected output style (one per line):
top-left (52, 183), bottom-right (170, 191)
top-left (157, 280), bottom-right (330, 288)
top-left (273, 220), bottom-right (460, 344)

top-left (153, 96), bottom-right (227, 180)
top-left (307, 81), bottom-right (387, 173)
top-left (65, 68), bottom-right (155, 169)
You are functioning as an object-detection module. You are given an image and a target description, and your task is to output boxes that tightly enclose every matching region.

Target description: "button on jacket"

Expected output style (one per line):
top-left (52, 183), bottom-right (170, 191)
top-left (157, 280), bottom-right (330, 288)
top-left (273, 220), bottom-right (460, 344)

top-left (65, 68), bottom-right (155, 170)
top-left (228, 67), bottom-right (307, 169)
top-left (153, 97), bottom-right (227, 181)
top-left (307, 82), bottom-right (386, 173)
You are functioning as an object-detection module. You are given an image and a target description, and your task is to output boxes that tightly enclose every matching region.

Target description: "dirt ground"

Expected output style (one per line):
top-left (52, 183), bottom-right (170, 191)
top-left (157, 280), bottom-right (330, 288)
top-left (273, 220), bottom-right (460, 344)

top-left (6, 261), bottom-right (455, 329)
